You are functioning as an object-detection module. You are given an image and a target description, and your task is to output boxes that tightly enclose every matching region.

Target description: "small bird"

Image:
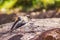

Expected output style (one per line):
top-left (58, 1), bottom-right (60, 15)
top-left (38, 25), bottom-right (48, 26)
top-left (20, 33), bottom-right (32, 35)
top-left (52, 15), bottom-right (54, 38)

top-left (10, 15), bottom-right (31, 32)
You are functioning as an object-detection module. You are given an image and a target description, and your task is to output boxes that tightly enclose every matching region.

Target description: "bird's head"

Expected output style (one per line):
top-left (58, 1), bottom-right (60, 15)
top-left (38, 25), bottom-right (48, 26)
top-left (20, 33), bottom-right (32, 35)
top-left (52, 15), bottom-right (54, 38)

top-left (15, 15), bottom-right (31, 23)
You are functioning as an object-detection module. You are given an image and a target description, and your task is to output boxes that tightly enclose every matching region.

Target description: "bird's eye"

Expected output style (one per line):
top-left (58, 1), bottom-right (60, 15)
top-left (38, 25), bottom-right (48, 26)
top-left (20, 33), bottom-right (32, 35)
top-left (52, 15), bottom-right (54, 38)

top-left (18, 17), bottom-right (21, 21)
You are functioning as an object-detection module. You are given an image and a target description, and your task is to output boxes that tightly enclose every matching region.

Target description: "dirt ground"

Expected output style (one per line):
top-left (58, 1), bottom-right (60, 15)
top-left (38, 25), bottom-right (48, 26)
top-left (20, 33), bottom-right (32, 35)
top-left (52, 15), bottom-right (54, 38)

top-left (0, 18), bottom-right (60, 40)
top-left (0, 9), bottom-right (60, 40)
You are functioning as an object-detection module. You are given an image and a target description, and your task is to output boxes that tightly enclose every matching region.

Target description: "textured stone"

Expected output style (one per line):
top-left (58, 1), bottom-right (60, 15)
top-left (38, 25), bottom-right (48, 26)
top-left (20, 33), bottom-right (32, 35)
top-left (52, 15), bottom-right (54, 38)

top-left (0, 18), bottom-right (60, 40)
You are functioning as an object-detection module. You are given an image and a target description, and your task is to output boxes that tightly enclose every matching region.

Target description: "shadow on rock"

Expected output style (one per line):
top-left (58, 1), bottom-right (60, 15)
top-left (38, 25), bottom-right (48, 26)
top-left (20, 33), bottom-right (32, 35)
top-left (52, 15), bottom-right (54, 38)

top-left (8, 35), bottom-right (23, 40)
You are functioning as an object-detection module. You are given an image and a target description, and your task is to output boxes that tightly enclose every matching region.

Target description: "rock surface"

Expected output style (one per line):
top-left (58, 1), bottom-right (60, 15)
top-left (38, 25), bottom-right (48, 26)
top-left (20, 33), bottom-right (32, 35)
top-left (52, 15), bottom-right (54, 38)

top-left (0, 18), bottom-right (60, 40)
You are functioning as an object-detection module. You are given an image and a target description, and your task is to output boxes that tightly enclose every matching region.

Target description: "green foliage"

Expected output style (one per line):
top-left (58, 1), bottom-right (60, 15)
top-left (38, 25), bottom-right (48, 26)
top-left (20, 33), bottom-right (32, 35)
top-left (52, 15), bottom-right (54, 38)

top-left (0, 0), bottom-right (60, 11)
top-left (0, 0), bottom-right (4, 8)
top-left (32, 0), bottom-right (42, 9)
top-left (55, 0), bottom-right (60, 7)
top-left (0, 0), bottom-right (3, 5)
top-left (0, 0), bottom-right (17, 9)
top-left (41, 0), bottom-right (55, 9)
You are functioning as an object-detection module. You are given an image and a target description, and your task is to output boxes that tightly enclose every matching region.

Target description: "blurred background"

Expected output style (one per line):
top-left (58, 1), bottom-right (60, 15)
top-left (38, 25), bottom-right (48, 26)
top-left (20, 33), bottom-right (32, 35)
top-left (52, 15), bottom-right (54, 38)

top-left (0, 0), bottom-right (60, 24)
